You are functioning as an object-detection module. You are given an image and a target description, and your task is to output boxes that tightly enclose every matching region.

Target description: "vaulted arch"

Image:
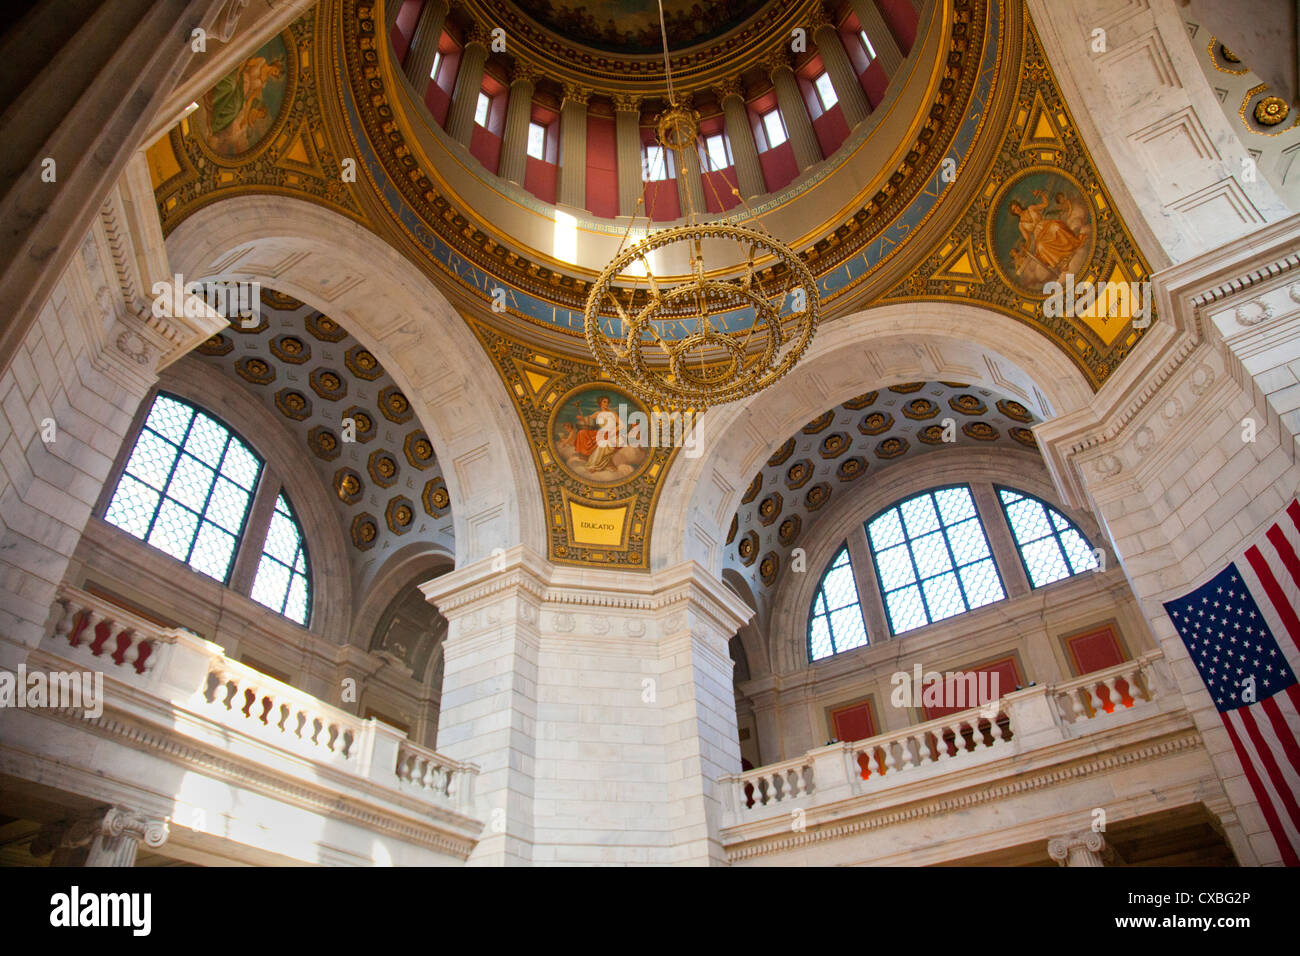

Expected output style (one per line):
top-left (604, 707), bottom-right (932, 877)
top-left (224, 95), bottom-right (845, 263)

top-left (651, 300), bottom-right (1095, 576)
top-left (165, 195), bottom-right (544, 568)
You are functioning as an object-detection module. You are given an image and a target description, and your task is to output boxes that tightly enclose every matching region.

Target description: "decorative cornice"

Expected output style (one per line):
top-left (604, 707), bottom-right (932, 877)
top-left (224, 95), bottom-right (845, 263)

top-left (723, 730), bottom-right (1202, 861)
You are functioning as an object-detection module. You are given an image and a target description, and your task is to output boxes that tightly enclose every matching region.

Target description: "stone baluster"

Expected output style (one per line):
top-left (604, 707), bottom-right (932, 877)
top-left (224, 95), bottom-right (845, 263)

top-left (53, 598), bottom-right (80, 644)
top-left (497, 62), bottom-right (537, 184)
top-left (766, 51), bottom-right (823, 173)
top-left (810, 7), bottom-right (871, 127)
top-left (714, 78), bottom-right (766, 198)
top-left (402, 0), bottom-right (449, 93)
top-left (445, 24), bottom-right (489, 146)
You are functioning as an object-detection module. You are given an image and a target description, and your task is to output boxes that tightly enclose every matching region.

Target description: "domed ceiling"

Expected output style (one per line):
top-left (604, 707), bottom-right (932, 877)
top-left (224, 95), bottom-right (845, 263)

top-left (144, 0), bottom-right (1161, 573)
top-left (509, 0), bottom-right (772, 53)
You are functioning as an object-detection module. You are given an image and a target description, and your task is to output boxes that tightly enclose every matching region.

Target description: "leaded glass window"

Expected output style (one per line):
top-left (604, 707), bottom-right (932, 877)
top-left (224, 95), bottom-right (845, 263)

top-left (104, 393), bottom-right (262, 583)
top-left (251, 493), bottom-right (311, 625)
top-left (997, 486), bottom-right (1099, 588)
top-left (808, 546), bottom-right (868, 661)
top-left (866, 485), bottom-right (1005, 635)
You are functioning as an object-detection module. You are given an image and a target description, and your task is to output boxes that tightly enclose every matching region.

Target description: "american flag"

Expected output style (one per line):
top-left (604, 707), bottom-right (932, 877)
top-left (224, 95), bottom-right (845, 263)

top-left (1163, 498), bottom-right (1300, 866)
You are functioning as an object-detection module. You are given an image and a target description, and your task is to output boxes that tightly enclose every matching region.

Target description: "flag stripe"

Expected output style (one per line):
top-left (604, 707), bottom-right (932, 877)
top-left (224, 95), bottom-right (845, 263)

top-left (1245, 544), bottom-right (1300, 651)
top-left (1223, 711), bottom-right (1300, 865)
top-left (1238, 703), bottom-right (1300, 836)
top-left (1266, 524), bottom-right (1300, 593)
top-left (1262, 695), bottom-right (1300, 781)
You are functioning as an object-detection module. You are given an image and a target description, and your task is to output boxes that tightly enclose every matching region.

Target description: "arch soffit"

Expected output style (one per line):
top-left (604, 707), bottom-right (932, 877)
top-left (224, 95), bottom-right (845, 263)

top-left (164, 194), bottom-right (544, 567)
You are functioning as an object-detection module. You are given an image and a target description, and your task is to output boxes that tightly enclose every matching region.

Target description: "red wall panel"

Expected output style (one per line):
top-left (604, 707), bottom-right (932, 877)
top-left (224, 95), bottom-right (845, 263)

top-left (921, 656), bottom-right (1023, 721)
top-left (1065, 625), bottom-right (1127, 676)
top-left (423, 43), bottom-right (459, 127)
top-left (392, 0), bottom-right (421, 61)
top-left (878, 0), bottom-right (919, 53)
top-left (830, 700), bottom-right (877, 742)
top-left (468, 125), bottom-right (501, 174)
top-left (585, 114), bottom-right (618, 219)
top-left (701, 168), bottom-right (740, 212)
top-left (860, 60), bottom-right (889, 108)
top-left (524, 157), bottom-right (557, 205)
top-left (812, 104), bottom-right (849, 158)
top-left (758, 142), bottom-right (798, 192)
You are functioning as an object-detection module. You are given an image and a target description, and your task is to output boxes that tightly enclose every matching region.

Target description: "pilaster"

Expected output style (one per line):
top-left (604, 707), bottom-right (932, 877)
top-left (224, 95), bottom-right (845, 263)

top-left (423, 548), bottom-right (752, 865)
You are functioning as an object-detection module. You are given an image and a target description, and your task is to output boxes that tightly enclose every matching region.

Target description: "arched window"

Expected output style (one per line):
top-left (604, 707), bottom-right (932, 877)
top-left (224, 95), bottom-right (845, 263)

top-left (104, 393), bottom-right (262, 583)
top-left (997, 486), bottom-right (1099, 587)
top-left (251, 493), bottom-right (312, 625)
top-left (866, 485), bottom-right (1005, 635)
top-left (808, 546), bottom-right (868, 661)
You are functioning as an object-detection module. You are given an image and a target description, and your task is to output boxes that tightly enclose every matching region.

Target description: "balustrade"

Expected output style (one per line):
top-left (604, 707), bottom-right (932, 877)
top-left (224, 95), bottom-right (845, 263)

top-left (41, 585), bottom-right (477, 810)
top-left (723, 655), bottom-right (1166, 822)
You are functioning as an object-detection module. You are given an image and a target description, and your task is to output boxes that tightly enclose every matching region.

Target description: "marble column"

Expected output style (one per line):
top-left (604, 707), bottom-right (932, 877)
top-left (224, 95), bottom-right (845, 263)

top-left (812, 11), bottom-right (871, 128)
top-left (445, 25), bottom-right (489, 146)
top-left (33, 806), bottom-right (170, 867)
top-left (614, 94), bottom-right (644, 217)
top-left (1047, 831), bottom-right (1107, 867)
top-left (674, 97), bottom-right (708, 219)
top-left (402, 0), bottom-right (449, 92)
top-left (558, 83), bottom-right (590, 210)
top-left (766, 53), bottom-right (823, 173)
top-left (497, 63), bottom-right (538, 184)
top-left (715, 79), bottom-right (766, 199)
top-left (386, 0), bottom-right (403, 30)
top-left (851, 0), bottom-right (903, 77)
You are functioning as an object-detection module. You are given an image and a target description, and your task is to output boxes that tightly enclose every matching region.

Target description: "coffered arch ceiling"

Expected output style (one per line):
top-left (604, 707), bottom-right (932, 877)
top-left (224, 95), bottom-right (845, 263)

top-left (724, 379), bottom-right (1040, 601)
top-left (190, 288), bottom-right (455, 590)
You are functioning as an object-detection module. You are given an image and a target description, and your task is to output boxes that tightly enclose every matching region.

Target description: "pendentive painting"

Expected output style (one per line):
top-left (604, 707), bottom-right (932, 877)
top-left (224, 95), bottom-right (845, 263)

top-left (990, 168), bottom-right (1094, 296)
top-left (194, 32), bottom-right (293, 161)
top-left (549, 384), bottom-right (651, 485)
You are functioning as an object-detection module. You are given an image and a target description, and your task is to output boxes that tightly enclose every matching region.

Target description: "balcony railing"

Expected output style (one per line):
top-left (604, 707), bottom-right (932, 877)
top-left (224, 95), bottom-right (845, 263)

top-left (721, 652), bottom-right (1172, 828)
top-left (42, 585), bottom-right (478, 814)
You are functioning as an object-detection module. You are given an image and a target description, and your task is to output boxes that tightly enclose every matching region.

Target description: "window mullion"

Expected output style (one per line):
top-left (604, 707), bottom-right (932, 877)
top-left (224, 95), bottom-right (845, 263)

top-left (142, 415), bottom-right (194, 544)
top-left (183, 434), bottom-right (230, 569)
top-left (902, 503), bottom-right (930, 626)
top-left (229, 473), bottom-right (280, 596)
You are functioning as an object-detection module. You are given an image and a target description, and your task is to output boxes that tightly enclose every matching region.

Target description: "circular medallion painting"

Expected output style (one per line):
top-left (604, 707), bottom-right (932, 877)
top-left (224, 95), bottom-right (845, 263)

top-left (989, 168), bottom-right (1095, 297)
top-left (193, 32), bottom-right (294, 162)
top-left (548, 384), bottom-right (653, 485)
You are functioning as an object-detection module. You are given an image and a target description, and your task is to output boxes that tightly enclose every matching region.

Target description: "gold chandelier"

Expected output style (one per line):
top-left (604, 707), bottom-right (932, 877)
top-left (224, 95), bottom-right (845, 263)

top-left (581, 1), bottom-right (820, 411)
